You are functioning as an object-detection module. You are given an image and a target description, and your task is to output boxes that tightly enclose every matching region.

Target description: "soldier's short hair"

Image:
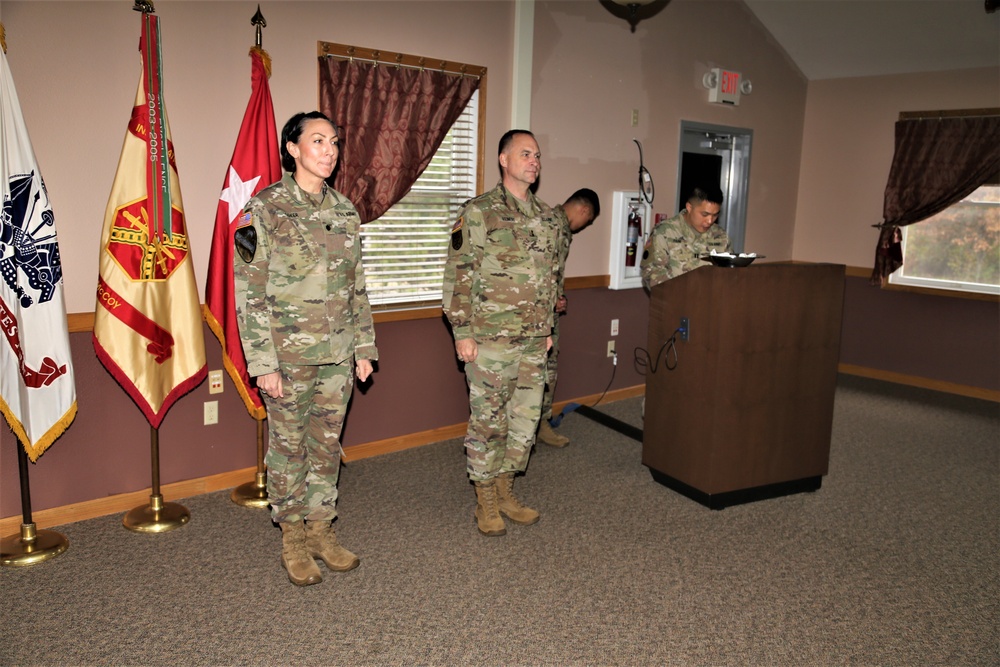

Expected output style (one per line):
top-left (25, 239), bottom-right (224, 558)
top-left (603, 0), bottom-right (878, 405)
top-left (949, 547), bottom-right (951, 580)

top-left (565, 188), bottom-right (601, 219)
top-left (687, 186), bottom-right (725, 207)
top-left (281, 111), bottom-right (338, 173)
top-left (498, 129), bottom-right (536, 157)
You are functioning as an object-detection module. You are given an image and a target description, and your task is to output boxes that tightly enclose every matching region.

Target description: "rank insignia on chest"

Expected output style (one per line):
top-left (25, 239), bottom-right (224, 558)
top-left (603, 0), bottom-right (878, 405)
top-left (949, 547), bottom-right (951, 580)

top-left (451, 216), bottom-right (464, 250)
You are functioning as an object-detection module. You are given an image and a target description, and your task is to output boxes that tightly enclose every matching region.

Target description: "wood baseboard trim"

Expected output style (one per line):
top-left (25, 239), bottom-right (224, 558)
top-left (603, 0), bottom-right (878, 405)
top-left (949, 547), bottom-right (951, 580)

top-left (554, 384), bottom-right (646, 408)
top-left (838, 364), bottom-right (999, 402)
top-left (1, 384), bottom-right (648, 533)
top-left (340, 423), bottom-right (468, 462)
top-left (0, 467), bottom-right (258, 536)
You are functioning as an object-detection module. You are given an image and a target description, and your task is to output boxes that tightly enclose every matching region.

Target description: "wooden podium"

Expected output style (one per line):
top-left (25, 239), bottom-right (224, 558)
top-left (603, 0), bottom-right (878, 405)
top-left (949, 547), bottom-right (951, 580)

top-left (642, 263), bottom-right (845, 509)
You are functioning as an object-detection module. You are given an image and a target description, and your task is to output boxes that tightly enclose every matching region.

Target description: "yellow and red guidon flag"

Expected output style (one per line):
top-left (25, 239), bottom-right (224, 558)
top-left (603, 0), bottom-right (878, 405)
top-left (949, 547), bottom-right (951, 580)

top-left (93, 13), bottom-right (205, 429)
top-left (204, 47), bottom-right (280, 421)
top-left (0, 39), bottom-right (78, 462)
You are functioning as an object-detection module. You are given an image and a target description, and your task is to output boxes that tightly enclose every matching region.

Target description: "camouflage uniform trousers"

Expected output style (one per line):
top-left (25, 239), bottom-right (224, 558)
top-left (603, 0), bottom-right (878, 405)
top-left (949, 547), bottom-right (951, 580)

top-left (540, 317), bottom-right (562, 422)
top-left (464, 336), bottom-right (548, 482)
top-left (262, 360), bottom-right (354, 524)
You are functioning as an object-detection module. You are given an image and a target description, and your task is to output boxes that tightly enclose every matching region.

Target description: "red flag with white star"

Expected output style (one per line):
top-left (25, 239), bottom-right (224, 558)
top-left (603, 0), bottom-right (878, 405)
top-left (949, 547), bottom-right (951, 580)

top-left (203, 47), bottom-right (280, 420)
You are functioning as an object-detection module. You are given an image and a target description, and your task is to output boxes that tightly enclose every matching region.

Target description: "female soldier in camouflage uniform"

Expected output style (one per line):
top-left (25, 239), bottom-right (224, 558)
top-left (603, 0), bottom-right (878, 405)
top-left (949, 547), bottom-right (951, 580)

top-left (234, 112), bottom-right (377, 586)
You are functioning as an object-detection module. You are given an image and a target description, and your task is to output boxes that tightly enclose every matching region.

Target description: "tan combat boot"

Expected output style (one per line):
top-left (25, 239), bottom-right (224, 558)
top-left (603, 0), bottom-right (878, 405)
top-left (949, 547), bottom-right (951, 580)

top-left (473, 479), bottom-right (506, 537)
top-left (537, 420), bottom-right (570, 448)
top-left (305, 520), bottom-right (360, 572)
top-left (494, 472), bottom-right (540, 525)
top-left (279, 522), bottom-right (322, 586)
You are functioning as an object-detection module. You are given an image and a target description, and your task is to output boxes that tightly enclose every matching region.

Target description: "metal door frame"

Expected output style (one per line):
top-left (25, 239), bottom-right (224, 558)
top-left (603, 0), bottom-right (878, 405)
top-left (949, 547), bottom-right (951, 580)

top-left (677, 121), bottom-right (753, 253)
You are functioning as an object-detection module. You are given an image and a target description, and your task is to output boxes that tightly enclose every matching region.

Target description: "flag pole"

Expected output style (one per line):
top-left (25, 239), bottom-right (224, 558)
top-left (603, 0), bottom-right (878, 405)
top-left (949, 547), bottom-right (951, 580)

top-left (0, 21), bottom-right (70, 568)
top-left (231, 420), bottom-right (269, 508)
top-left (1, 447), bottom-right (70, 567)
top-left (229, 5), bottom-right (272, 510)
top-left (109, 0), bottom-right (193, 533)
top-left (123, 426), bottom-right (191, 532)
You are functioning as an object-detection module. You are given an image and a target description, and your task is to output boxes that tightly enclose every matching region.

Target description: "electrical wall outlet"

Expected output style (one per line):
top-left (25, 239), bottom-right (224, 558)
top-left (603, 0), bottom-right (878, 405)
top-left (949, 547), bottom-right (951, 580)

top-left (680, 317), bottom-right (690, 342)
top-left (607, 340), bottom-right (616, 357)
top-left (611, 319), bottom-right (619, 336)
top-left (208, 369), bottom-right (224, 394)
top-left (204, 401), bottom-right (218, 425)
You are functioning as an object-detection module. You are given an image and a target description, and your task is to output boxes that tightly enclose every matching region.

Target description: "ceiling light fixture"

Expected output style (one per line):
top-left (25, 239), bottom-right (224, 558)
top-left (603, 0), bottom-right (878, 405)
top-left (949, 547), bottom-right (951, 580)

top-left (609, 0), bottom-right (657, 33)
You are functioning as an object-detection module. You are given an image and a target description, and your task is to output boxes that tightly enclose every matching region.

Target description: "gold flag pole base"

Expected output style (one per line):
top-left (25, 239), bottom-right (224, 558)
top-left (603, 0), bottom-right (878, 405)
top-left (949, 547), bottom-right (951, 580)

top-left (232, 419), bottom-right (268, 508)
top-left (123, 493), bottom-right (190, 533)
top-left (1, 523), bottom-right (69, 567)
top-left (230, 472), bottom-right (269, 508)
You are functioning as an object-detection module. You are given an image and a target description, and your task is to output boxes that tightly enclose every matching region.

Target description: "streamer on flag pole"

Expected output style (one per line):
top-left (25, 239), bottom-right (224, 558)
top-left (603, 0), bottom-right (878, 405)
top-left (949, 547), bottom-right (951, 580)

top-left (93, 12), bottom-right (206, 428)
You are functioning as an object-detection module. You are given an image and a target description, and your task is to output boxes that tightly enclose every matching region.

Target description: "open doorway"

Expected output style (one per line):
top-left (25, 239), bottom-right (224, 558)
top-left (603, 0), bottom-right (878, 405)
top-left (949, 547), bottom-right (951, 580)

top-left (677, 121), bottom-right (752, 253)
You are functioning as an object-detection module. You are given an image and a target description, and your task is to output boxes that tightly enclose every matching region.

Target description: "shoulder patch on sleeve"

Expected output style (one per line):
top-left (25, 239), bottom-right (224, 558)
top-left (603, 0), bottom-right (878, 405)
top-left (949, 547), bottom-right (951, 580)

top-left (451, 216), bottom-right (464, 250)
top-left (234, 216), bottom-right (258, 263)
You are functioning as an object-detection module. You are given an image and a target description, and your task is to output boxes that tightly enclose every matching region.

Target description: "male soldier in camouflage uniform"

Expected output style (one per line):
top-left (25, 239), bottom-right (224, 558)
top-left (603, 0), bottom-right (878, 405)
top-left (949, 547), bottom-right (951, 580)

top-left (537, 189), bottom-right (601, 448)
top-left (234, 112), bottom-right (377, 586)
top-left (442, 129), bottom-right (559, 537)
top-left (640, 185), bottom-right (731, 290)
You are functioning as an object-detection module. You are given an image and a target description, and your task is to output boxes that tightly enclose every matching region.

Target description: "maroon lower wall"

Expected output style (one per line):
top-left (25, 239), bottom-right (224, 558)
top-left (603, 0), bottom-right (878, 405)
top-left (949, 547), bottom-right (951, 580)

top-left (840, 276), bottom-right (1000, 391)
top-left (3, 276), bottom-right (995, 518)
top-left (0, 286), bottom-right (650, 518)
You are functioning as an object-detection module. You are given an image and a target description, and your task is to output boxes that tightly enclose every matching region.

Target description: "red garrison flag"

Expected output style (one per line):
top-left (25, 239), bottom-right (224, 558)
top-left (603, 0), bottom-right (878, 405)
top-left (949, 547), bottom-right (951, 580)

top-left (93, 13), bottom-right (206, 429)
top-left (0, 41), bottom-right (78, 461)
top-left (203, 47), bottom-right (280, 421)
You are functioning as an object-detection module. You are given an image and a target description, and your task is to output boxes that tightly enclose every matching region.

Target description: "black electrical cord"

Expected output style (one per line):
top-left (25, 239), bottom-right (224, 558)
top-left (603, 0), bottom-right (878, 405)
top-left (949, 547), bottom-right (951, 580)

top-left (587, 351), bottom-right (618, 408)
top-left (633, 138), bottom-right (654, 204)
top-left (633, 328), bottom-right (683, 376)
top-left (549, 351), bottom-right (619, 426)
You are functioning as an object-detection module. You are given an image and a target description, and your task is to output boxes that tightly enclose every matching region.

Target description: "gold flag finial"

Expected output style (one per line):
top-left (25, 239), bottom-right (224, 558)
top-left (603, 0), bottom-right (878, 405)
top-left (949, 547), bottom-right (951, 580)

top-left (251, 5), bottom-right (266, 48)
top-left (1, 23), bottom-right (7, 54)
top-left (132, 1), bottom-right (155, 14)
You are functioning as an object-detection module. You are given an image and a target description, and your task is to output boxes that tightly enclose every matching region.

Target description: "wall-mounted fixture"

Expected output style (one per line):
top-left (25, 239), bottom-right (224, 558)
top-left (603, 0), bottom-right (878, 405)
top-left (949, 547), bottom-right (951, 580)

top-left (608, 0), bottom-right (659, 32)
top-left (702, 67), bottom-right (752, 105)
top-left (609, 191), bottom-right (652, 290)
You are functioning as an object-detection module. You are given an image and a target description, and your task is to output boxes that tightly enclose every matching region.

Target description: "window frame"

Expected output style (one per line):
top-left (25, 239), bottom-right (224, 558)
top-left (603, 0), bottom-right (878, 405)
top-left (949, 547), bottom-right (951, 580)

top-left (360, 90), bottom-right (481, 311)
top-left (888, 184), bottom-right (1000, 297)
top-left (317, 41), bottom-right (487, 315)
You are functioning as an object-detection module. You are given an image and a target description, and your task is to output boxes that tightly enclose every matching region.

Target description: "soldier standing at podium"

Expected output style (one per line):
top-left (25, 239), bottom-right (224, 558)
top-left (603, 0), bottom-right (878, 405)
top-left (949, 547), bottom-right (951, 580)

top-left (640, 186), bottom-right (731, 290)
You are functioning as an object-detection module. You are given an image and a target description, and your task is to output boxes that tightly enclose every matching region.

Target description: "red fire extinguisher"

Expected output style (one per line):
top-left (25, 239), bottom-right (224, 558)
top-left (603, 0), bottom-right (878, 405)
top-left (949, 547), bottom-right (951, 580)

top-left (625, 205), bottom-right (641, 267)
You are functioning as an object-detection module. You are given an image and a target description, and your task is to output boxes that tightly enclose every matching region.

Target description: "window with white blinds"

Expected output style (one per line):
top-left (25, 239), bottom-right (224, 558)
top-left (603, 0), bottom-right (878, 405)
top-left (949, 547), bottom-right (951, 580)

top-left (360, 89), bottom-right (480, 307)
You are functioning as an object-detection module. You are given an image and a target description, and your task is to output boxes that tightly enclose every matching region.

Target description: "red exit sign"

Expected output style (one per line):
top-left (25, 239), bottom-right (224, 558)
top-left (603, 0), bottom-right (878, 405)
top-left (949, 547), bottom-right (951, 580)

top-left (707, 67), bottom-right (743, 105)
top-left (721, 70), bottom-right (741, 94)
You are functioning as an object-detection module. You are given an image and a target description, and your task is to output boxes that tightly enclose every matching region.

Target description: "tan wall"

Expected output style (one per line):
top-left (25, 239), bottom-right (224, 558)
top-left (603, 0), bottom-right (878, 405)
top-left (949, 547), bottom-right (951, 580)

top-left (532, 0), bottom-right (807, 275)
top-left (792, 67), bottom-right (1000, 266)
top-left (793, 67), bottom-right (1000, 394)
top-left (1, 0), bottom-right (515, 314)
top-left (2, 0), bottom-right (807, 315)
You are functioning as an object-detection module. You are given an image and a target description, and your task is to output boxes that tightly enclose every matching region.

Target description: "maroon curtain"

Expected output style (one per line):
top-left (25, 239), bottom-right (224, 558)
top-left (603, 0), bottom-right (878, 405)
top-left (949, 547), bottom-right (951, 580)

top-left (871, 115), bottom-right (1000, 285)
top-left (319, 58), bottom-right (480, 223)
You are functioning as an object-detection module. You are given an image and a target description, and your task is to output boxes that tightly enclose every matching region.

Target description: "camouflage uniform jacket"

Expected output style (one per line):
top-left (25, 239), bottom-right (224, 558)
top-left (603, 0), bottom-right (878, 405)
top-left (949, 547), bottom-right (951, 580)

top-left (442, 181), bottom-right (559, 340)
top-left (553, 205), bottom-right (573, 301)
top-left (640, 211), bottom-right (731, 290)
top-left (234, 172), bottom-right (377, 377)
